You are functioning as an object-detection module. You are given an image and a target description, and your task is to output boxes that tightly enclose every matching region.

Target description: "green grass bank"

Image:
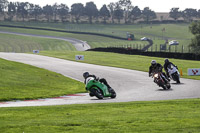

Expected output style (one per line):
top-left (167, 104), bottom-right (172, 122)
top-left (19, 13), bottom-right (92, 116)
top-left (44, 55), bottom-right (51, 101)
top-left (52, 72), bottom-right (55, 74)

top-left (0, 58), bottom-right (84, 101)
top-left (0, 99), bottom-right (200, 132)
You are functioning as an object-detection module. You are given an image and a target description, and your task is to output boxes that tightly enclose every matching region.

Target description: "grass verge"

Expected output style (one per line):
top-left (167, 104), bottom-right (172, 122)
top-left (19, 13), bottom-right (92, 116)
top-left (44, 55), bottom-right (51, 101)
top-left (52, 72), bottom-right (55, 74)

top-left (0, 99), bottom-right (200, 132)
top-left (0, 58), bottom-right (84, 101)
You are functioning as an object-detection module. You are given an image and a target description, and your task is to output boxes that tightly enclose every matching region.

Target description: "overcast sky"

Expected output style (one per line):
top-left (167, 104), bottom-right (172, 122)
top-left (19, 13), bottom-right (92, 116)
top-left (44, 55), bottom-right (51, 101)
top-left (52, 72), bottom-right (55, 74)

top-left (10, 0), bottom-right (200, 12)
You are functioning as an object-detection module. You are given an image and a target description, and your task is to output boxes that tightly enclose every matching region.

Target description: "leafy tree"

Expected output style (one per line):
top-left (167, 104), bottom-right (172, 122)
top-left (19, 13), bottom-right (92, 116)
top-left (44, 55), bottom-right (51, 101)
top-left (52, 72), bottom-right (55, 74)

top-left (198, 9), bottom-right (200, 18)
top-left (189, 21), bottom-right (200, 54)
top-left (108, 2), bottom-right (116, 24)
top-left (114, 3), bottom-right (123, 24)
top-left (43, 5), bottom-right (53, 22)
top-left (32, 5), bottom-right (42, 21)
top-left (119, 0), bottom-right (132, 23)
top-left (57, 3), bottom-right (69, 22)
top-left (169, 8), bottom-right (182, 21)
top-left (85, 2), bottom-right (98, 24)
top-left (0, 0), bottom-right (8, 13)
top-left (130, 6), bottom-right (141, 23)
top-left (189, 21), bottom-right (200, 35)
top-left (142, 7), bottom-right (156, 23)
top-left (99, 4), bottom-right (110, 24)
top-left (7, 2), bottom-right (16, 21)
top-left (182, 8), bottom-right (197, 22)
top-left (16, 2), bottom-right (29, 21)
top-left (27, 3), bottom-right (34, 19)
top-left (52, 3), bottom-right (59, 22)
top-left (71, 3), bottom-right (84, 23)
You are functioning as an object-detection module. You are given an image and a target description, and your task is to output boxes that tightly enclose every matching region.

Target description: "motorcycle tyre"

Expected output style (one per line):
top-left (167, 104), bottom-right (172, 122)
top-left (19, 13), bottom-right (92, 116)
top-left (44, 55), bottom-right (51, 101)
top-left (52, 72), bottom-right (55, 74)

top-left (160, 84), bottom-right (167, 90)
top-left (89, 92), bottom-right (94, 97)
top-left (173, 73), bottom-right (180, 84)
top-left (91, 88), bottom-right (103, 99)
top-left (167, 84), bottom-right (171, 89)
top-left (110, 89), bottom-right (116, 98)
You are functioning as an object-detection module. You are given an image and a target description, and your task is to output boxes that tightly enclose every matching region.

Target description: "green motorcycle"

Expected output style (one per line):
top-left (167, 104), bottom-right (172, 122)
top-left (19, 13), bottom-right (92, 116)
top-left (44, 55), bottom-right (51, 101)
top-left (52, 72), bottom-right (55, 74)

top-left (85, 77), bottom-right (116, 99)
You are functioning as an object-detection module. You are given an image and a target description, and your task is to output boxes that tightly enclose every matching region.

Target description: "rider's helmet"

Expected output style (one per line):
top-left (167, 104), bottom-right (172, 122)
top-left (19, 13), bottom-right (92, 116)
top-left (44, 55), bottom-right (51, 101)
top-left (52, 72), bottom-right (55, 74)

top-left (151, 60), bottom-right (157, 67)
top-left (83, 72), bottom-right (89, 79)
top-left (165, 58), bottom-right (169, 63)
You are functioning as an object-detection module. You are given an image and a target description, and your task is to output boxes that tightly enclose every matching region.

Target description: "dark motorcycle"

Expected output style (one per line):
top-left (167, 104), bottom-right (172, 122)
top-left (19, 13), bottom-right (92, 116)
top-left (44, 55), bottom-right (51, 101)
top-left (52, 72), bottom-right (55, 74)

top-left (152, 72), bottom-right (171, 90)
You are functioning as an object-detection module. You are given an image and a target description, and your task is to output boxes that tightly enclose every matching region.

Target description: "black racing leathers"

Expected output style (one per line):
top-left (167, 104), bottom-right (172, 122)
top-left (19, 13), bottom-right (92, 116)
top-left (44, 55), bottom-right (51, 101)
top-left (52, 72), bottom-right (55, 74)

top-left (149, 63), bottom-right (163, 76)
top-left (149, 63), bottom-right (169, 83)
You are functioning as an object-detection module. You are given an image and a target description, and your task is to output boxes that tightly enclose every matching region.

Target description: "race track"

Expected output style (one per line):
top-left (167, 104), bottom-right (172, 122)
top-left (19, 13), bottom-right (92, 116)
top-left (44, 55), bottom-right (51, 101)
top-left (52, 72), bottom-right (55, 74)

top-left (0, 53), bottom-right (200, 107)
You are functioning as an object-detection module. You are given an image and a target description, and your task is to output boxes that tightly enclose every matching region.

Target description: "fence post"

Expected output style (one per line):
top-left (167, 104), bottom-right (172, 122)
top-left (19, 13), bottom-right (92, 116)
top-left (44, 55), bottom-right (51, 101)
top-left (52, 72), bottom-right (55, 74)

top-left (175, 45), bottom-right (177, 52)
top-left (182, 45), bottom-right (184, 53)
top-left (155, 45), bottom-right (157, 52)
top-left (189, 46), bottom-right (190, 53)
top-left (160, 44), bottom-right (161, 52)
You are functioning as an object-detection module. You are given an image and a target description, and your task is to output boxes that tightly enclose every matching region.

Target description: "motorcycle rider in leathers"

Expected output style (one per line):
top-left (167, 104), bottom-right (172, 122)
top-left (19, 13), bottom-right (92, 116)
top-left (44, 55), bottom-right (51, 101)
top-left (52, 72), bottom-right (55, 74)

top-left (149, 60), bottom-right (170, 83)
top-left (163, 58), bottom-right (178, 78)
top-left (83, 72), bottom-right (113, 95)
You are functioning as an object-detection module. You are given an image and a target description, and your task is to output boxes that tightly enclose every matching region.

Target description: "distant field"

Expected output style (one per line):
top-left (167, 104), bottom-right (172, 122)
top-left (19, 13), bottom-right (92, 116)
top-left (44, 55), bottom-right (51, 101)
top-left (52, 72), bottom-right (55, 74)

top-left (0, 33), bottom-right (76, 52)
top-left (0, 27), bottom-right (148, 50)
top-left (0, 22), bottom-right (194, 52)
top-left (0, 21), bottom-right (193, 39)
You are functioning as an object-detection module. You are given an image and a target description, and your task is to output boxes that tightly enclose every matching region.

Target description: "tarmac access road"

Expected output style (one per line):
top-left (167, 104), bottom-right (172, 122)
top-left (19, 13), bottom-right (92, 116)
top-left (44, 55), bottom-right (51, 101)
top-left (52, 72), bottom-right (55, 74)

top-left (0, 53), bottom-right (200, 107)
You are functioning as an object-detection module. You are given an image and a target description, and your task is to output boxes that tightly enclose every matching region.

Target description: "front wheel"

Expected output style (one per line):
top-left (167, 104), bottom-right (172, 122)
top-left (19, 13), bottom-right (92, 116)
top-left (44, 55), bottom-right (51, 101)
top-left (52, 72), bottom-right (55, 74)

top-left (172, 73), bottom-right (180, 84)
top-left (166, 83), bottom-right (171, 89)
top-left (91, 88), bottom-right (103, 99)
top-left (161, 84), bottom-right (167, 90)
top-left (110, 89), bottom-right (116, 98)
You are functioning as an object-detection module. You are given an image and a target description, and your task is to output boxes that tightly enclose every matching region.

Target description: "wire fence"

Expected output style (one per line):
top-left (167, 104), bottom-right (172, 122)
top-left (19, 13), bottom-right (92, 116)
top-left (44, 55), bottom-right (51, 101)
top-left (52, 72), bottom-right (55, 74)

top-left (111, 44), bottom-right (193, 53)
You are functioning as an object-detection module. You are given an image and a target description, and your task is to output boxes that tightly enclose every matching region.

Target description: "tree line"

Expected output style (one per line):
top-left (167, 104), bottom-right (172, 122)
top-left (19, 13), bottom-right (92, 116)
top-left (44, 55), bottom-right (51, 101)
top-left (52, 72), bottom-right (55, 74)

top-left (0, 0), bottom-right (200, 24)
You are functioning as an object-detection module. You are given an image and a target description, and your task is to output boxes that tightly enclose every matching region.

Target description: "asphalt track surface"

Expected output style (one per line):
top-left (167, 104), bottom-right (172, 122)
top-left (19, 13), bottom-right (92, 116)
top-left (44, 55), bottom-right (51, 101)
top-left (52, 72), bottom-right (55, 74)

top-left (0, 53), bottom-right (200, 107)
top-left (0, 31), bottom-right (91, 51)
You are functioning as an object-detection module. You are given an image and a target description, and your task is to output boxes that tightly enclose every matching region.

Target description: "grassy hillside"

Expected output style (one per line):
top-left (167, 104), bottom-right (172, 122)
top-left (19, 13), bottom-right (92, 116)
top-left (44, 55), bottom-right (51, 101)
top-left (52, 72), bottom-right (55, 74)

top-left (0, 27), bottom-right (148, 50)
top-left (0, 22), bottom-right (194, 53)
top-left (0, 22), bottom-right (193, 39)
top-left (0, 33), bottom-right (76, 52)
